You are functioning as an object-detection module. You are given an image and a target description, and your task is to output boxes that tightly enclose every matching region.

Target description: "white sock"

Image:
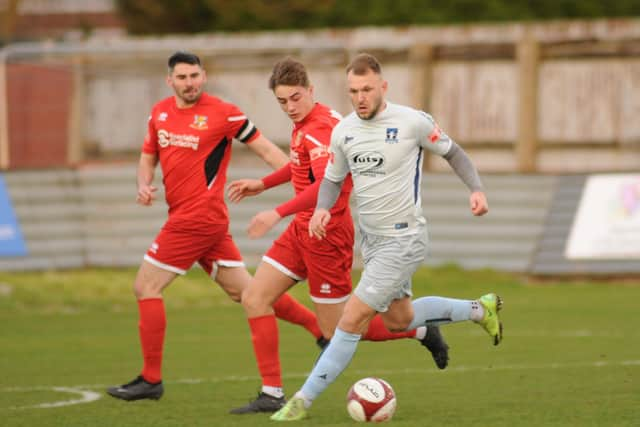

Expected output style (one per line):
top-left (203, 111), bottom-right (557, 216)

top-left (414, 326), bottom-right (427, 340)
top-left (262, 385), bottom-right (284, 398)
top-left (469, 300), bottom-right (484, 322)
top-left (294, 390), bottom-right (312, 408)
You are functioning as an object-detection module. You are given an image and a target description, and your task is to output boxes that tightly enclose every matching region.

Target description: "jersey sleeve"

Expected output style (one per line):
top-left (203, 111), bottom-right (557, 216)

top-left (323, 125), bottom-right (350, 183)
top-left (225, 103), bottom-right (262, 144)
top-left (417, 111), bottom-right (452, 156)
top-left (141, 113), bottom-right (158, 154)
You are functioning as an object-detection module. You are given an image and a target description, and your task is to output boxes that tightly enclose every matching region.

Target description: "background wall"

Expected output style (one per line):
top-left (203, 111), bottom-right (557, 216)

top-left (1, 18), bottom-right (640, 173)
top-left (1, 19), bottom-right (638, 274)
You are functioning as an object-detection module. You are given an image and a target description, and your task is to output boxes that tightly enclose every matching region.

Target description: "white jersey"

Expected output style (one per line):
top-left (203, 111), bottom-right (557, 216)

top-left (325, 102), bottom-right (452, 236)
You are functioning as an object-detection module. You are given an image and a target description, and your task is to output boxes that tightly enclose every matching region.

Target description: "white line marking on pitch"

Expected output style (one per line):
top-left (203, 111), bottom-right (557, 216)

top-left (2, 359), bottom-right (638, 410)
top-left (4, 387), bottom-right (101, 410)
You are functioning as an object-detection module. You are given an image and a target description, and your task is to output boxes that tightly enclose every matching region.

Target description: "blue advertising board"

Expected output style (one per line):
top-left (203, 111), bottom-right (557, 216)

top-left (0, 175), bottom-right (27, 257)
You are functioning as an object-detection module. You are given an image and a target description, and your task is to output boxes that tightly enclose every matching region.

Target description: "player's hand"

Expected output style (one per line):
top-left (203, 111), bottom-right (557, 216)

top-left (470, 191), bottom-right (488, 216)
top-left (136, 184), bottom-right (157, 206)
top-left (227, 179), bottom-right (265, 203)
top-left (309, 208), bottom-right (332, 240)
top-left (247, 209), bottom-right (281, 239)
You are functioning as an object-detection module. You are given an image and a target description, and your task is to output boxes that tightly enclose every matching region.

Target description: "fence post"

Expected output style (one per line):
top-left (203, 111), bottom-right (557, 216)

top-left (68, 54), bottom-right (85, 165)
top-left (409, 43), bottom-right (434, 168)
top-left (0, 51), bottom-right (8, 169)
top-left (516, 32), bottom-right (540, 173)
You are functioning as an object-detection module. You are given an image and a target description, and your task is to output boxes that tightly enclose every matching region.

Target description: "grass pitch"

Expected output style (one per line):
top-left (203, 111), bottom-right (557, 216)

top-left (0, 266), bottom-right (638, 426)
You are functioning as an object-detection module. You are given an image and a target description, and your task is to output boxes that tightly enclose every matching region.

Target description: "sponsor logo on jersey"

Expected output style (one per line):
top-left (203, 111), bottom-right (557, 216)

top-left (344, 135), bottom-right (354, 144)
top-left (157, 129), bottom-right (200, 150)
top-left (158, 112), bottom-right (168, 122)
top-left (310, 145), bottom-right (329, 161)
top-left (385, 127), bottom-right (399, 144)
top-left (189, 115), bottom-right (208, 130)
top-left (351, 151), bottom-right (386, 176)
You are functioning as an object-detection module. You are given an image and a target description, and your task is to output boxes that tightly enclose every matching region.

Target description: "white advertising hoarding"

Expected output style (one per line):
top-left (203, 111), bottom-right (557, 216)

top-left (565, 174), bottom-right (640, 259)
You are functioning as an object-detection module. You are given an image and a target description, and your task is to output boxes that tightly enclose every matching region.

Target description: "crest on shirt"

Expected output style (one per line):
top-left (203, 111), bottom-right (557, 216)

top-left (385, 128), bottom-right (399, 144)
top-left (158, 112), bottom-right (168, 122)
top-left (292, 131), bottom-right (304, 148)
top-left (189, 115), bottom-right (208, 130)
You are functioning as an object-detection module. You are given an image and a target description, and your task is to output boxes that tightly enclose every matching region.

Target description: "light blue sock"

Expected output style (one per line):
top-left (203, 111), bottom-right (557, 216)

top-left (300, 328), bottom-right (361, 402)
top-left (407, 296), bottom-right (478, 330)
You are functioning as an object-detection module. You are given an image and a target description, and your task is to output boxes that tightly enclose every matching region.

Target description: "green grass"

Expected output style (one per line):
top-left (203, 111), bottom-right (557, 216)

top-left (0, 266), bottom-right (639, 426)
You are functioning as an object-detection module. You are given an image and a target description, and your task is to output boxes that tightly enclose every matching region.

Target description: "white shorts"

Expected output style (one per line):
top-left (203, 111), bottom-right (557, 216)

top-left (354, 226), bottom-right (428, 312)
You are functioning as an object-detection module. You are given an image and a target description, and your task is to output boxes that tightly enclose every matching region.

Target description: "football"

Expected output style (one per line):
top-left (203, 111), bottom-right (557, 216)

top-left (346, 377), bottom-right (397, 422)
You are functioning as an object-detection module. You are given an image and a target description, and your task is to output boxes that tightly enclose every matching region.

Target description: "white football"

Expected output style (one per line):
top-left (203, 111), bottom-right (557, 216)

top-left (346, 377), bottom-right (396, 422)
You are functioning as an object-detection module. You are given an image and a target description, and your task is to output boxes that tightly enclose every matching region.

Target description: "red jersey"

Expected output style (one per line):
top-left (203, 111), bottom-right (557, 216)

top-left (142, 93), bottom-right (260, 228)
top-left (289, 103), bottom-right (353, 226)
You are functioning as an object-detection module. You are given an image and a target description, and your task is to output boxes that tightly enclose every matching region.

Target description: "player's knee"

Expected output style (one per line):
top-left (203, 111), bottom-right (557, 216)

top-left (227, 288), bottom-right (242, 303)
top-left (133, 281), bottom-right (162, 299)
top-left (382, 316), bottom-right (412, 332)
top-left (240, 286), bottom-right (267, 313)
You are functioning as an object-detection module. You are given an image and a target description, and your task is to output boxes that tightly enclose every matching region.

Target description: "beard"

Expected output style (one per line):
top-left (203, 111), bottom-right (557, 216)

top-left (356, 99), bottom-right (382, 120)
top-left (179, 88), bottom-right (202, 105)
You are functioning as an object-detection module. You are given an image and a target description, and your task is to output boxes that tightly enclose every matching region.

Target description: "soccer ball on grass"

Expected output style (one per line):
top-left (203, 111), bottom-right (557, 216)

top-left (346, 377), bottom-right (396, 422)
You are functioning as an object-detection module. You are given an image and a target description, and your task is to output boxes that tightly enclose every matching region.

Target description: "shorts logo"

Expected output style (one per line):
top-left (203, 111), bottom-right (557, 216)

top-left (385, 128), bottom-right (399, 144)
top-left (190, 115), bottom-right (208, 130)
top-left (150, 242), bottom-right (159, 254)
top-left (320, 283), bottom-right (331, 294)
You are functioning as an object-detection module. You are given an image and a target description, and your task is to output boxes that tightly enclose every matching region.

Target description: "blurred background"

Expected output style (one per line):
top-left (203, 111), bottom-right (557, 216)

top-left (0, 0), bottom-right (639, 275)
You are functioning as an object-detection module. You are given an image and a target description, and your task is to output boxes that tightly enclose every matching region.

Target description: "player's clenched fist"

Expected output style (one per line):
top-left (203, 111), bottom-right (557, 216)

top-left (470, 191), bottom-right (488, 216)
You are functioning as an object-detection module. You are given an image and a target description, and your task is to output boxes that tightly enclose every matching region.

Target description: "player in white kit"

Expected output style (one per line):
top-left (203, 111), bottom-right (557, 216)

top-left (271, 53), bottom-right (504, 421)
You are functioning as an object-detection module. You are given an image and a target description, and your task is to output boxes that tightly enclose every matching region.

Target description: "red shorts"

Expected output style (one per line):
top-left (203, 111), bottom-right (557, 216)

top-left (263, 218), bottom-right (354, 303)
top-left (144, 220), bottom-right (243, 276)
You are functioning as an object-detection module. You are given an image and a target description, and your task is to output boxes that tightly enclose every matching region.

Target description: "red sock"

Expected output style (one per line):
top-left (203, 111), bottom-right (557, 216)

top-left (138, 298), bottom-right (166, 384)
top-left (248, 315), bottom-right (281, 387)
top-left (273, 293), bottom-right (323, 339)
top-left (362, 315), bottom-right (416, 341)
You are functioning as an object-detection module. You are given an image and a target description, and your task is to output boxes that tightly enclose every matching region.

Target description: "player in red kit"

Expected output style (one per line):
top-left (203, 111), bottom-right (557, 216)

top-left (106, 51), bottom-right (324, 401)
top-left (227, 58), bottom-right (449, 414)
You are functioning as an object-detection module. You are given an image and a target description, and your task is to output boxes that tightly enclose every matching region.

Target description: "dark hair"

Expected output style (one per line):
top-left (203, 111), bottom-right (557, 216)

top-left (269, 57), bottom-right (310, 90)
top-left (168, 51), bottom-right (202, 73)
top-left (346, 53), bottom-right (382, 75)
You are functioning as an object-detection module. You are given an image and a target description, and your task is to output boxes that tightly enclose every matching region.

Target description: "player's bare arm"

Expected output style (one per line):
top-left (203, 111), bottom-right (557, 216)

top-left (247, 134), bottom-right (289, 169)
top-left (136, 153), bottom-right (158, 206)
